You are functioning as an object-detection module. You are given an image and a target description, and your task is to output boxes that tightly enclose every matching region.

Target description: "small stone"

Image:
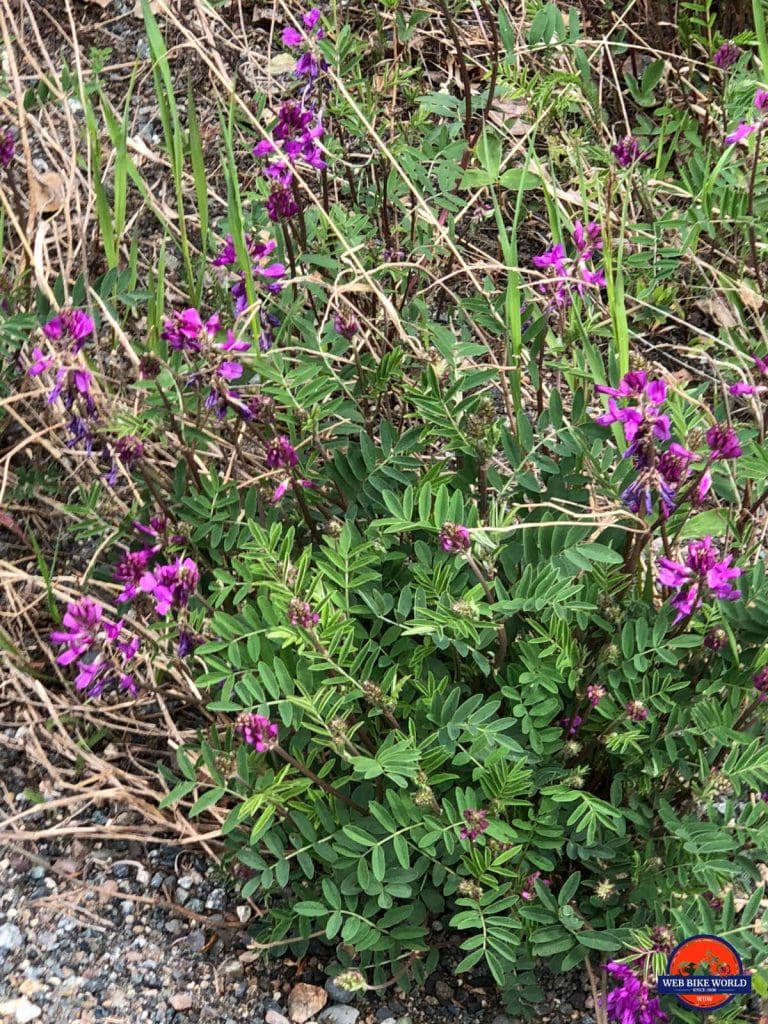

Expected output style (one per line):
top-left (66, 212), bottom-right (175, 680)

top-left (187, 930), bottom-right (206, 953)
top-left (177, 875), bottom-right (195, 891)
top-left (164, 919), bottom-right (183, 935)
top-left (150, 872), bottom-right (165, 889)
top-left (0, 998), bottom-right (41, 1023)
top-left (169, 993), bottom-right (193, 1012)
top-left (175, 887), bottom-right (190, 906)
top-left (375, 1012), bottom-right (395, 1024)
top-left (29, 867), bottom-right (44, 881)
top-left (0, 924), bottom-right (23, 951)
top-left (434, 981), bottom-right (453, 1001)
top-left (186, 899), bottom-right (203, 914)
top-left (324, 980), bottom-right (356, 1006)
top-left (205, 888), bottom-right (225, 910)
top-left (377, 1019), bottom-right (396, 1024)
top-left (265, 1012), bottom-right (290, 1024)
top-left (221, 961), bottom-right (244, 982)
top-left (287, 983), bottom-right (327, 1024)
top-left (318, 1008), bottom-right (359, 1024)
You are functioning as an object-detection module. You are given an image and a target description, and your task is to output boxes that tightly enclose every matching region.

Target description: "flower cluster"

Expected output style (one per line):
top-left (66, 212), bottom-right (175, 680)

top-left (211, 234), bottom-right (286, 331)
top-left (253, 8), bottom-right (327, 223)
top-left (658, 535), bottom-right (742, 623)
top-left (263, 434), bottom-right (314, 505)
top-left (594, 371), bottom-right (741, 517)
top-left (114, 519), bottom-right (199, 616)
top-left (626, 699), bottom-right (649, 723)
top-left (532, 220), bottom-right (605, 312)
top-left (51, 596), bottom-right (141, 699)
top-left (439, 523), bottom-right (471, 553)
top-left (612, 135), bottom-right (651, 168)
top-left (161, 307), bottom-right (252, 420)
top-left (288, 597), bottom-right (320, 628)
top-left (459, 808), bottom-right (489, 842)
top-left (726, 88), bottom-right (768, 144)
top-left (713, 41), bottom-right (741, 70)
top-left (236, 712), bottom-right (279, 752)
top-left (601, 962), bottom-right (667, 1024)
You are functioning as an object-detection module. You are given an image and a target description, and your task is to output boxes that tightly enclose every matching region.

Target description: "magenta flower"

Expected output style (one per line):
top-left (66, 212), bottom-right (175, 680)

top-left (28, 347), bottom-right (54, 377)
top-left (139, 556), bottom-right (199, 617)
top-left (288, 598), bottom-right (320, 628)
top-left (626, 700), bottom-right (649, 723)
top-left (611, 135), bottom-right (651, 168)
top-left (586, 683), bottom-right (606, 706)
top-left (658, 536), bottom-right (742, 623)
top-left (51, 597), bottom-right (140, 699)
top-left (439, 523), bottom-right (471, 553)
top-left (42, 309), bottom-right (94, 350)
top-left (726, 121), bottom-right (757, 144)
top-left (714, 41), bottom-right (740, 69)
top-left (521, 871), bottom-right (551, 901)
top-left (459, 808), bottom-right (489, 842)
top-left (236, 712), bottom-right (278, 752)
top-left (753, 667), bottom-right (768, 701)
top-left (161, 308), bottom-right (221, 354)
top-left (114, 435), bottom-right (144, 467)
top-left (50, 596), bottom-right (103, 665)
top-left (706, 423), bottom-right (741, 460)
top-left (601, 962), bottom-right (667, 1024)
top-left (0, 127), bottom-right (14, 167)
top-left (113, 549), bottom-right (154, 602)
top-left (265, 435), bottom-right (298, 469)
top-left (726, 89), bottom-right (768, 144)
top-left (334, 314), bottom-right (359, 340)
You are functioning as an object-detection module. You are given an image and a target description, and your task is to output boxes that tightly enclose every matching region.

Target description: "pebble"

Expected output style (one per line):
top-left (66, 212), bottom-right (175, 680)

top-left (318, 1008), bottom-right (359, 1024)
top-left (377, 1019), bottom-right (396, 1024)
top-left (28, 867), bottom-right (44, 881)
top-left (220, 961), bottom-right (245, 982)
top-left (169, 993), bottom-right (193, 1012)
top-left (0, 924), bottom-right (24, 951)
top-left (205, 888), bottom-right (225, 910)
top-left (177, 875), bottom-right (195, 891)
top-left (187, 930), bottom-right (206, 953)
top-left (324, 979), bottom-right (356, 1005)
top-left (0, 998), bottom-right (42, 1023)
top-left (434, 980), bottom-right (453, 1001)
top-left (164, 919), bottom-right (183, 935)
top-left (287, 983), bottom-right (327, 1024)
top-left (375, 1012), bottom-right (394, 1023)
top-left (265, 1012), bottom-right (290, 1024)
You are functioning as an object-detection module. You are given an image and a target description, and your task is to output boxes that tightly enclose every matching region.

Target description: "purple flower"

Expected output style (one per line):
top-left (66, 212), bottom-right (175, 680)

top-left (706, 423), bottom-right (741, 460)
top-left (161, 308), bottom-right (220, 354)
top-left (586, 683), bottom-right (606, 706)
top-left (753, 667), bottom-right (768, 702)
top-left (459, 808), bottom-right (489, 842)
top-left (714, 41), bottom-right (740, 69)
top-left (756, 89), bottom-right (768, 113)
top-left (288, 597), bottom-right (320, 628)
top-left (28, 347), bottom-right (54, 377)
top-left (726, 121), bottom-right (757, 144)
top-left (601, 962), bottom-right (667, 1024)
top-left (114, 435), bottom-right (144, 467)
top-left (334, 314), bottom-right (359, 340)
top-left (0, 127), bottom-right (14, 167)
top-left (703, 627), bottom-right (727, 651)
top-left (236, 712), bottom-right (278, 752)
top-left (265, 435), bottom-right (298, 469)
top-left (51, 597), bottom-right (140, 699)
top-left (611, 136), bottom-right (651, 168)
top-left (626, 700), bottom-right (649, 723)
top-left (50, 596), bottom-right (103, 665)
top-left (42, 309), bottom-right (94, 350)
top-left (439, 523), bottom-right (471, 553)
top-left (177, 629), bottom-right (202, 658)
top-left (521, 871), bottom-right (551, 901)
top-left (139, 556), bottom-right (199, 617)
top-left (657, 536), bottom-right (742, 623)
top-left (560, 715), bottom-right (582, 736)
top-left (113, 548), bottom-right (154, 603)
top-left (266, 183), bottom-right (299, 222)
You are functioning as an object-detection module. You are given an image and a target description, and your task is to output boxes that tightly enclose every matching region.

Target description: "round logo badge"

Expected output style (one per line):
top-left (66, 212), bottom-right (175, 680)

top-left (665, 935), bottom-right (743, 1010)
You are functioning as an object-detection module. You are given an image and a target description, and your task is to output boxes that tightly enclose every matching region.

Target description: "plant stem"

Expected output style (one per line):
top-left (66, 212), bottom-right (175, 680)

top-left (274, 744), bottom-right (365, 813)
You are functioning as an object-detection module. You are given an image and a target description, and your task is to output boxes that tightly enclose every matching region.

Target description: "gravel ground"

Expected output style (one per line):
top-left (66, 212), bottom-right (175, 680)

top-left (0, 726), bottom-right (599, 1024)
